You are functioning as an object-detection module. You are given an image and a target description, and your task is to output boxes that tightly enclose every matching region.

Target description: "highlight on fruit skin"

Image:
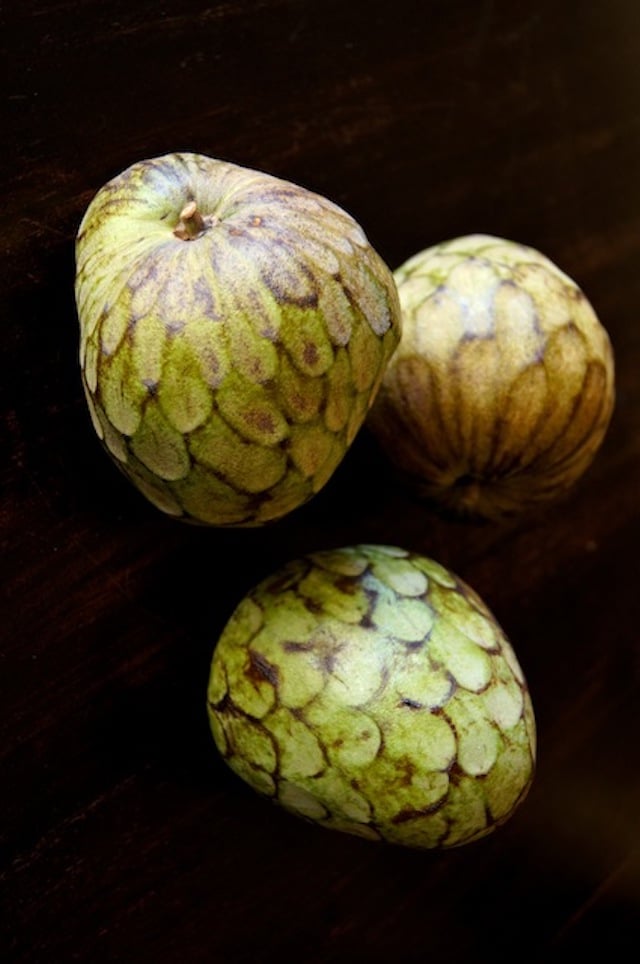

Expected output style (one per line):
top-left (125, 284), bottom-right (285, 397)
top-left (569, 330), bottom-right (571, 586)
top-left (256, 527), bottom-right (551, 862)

top-left (367, 234), bottom-right (616, 520)
top-left (75, 152), bottom-right (401, 527)
top-left (207, 544), bottom-right (536, 849)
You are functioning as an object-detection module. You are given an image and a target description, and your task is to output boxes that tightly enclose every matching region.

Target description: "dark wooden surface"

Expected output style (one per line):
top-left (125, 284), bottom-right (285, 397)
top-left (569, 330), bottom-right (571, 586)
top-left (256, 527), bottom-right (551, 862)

top-left (3, 1), bottom-right (640, 961)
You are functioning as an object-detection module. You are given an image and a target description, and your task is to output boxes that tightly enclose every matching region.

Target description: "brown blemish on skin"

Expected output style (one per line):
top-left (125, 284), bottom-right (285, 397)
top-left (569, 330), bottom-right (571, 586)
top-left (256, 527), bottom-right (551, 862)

top-left (361, 584), bottom-right (379, 628)
top-left (403, 638), bottom-right (426, 651)
top-left (446, 760), bottom-right (465, 786)
top-left (265, 567), bottom-right (306, 595)
top-left (481, 802), bottom-right (498, 831)
top-left (303, 341), bottom-right (319, 368)
top-left (245, 409), bottom-right (276, 435)
top-left (297, 290), bottom-right (320, 309)
top-left (207, 690), bottom-right (237, 719)
top-left (334, 575), bottom-right (359, 595)
top-left (400, 698), bottom-right (423, 709)
top-left (283, 640), bottom-right (315, 653)
top-left (247, 650), bottom-right (279, 686)
top-left (391, 796), bottom-right (447, 824)
top-left (319, 651), bottom-right (337, 674)
top-left (141, 379), bottom-right (158, 396)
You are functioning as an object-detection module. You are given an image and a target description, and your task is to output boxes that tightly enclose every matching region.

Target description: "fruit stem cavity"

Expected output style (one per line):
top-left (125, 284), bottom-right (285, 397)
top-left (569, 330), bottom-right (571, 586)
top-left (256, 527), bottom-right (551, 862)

top-left (173, 200), bottom-right (207, 240)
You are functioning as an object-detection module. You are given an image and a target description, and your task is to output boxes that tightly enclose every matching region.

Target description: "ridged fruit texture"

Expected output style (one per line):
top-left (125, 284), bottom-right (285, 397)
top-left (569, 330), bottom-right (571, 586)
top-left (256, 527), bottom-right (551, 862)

top-left (369, 234), bottom-right (615, 518)
top-left (75, 153), bottom-right (401, 526)
top-left (208, 545), bottom-right (536, 849)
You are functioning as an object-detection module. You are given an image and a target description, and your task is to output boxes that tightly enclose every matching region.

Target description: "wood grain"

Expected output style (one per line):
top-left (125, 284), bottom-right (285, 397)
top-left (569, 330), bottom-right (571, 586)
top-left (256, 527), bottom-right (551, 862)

top-left (2, 1), bottom-right (640, 961)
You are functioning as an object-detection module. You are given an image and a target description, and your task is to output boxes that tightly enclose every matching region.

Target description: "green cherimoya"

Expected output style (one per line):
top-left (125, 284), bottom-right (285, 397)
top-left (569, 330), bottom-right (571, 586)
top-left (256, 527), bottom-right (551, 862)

top-left (207, 545), bottom-right (536, 849)
top-left (368, 235), bottom-right (615, 519)
top-left (75, 153), bottom-right (401, 526)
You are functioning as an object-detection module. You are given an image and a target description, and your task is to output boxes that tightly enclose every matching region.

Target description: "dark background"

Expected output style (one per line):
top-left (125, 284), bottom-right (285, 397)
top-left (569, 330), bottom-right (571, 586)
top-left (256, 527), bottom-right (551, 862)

top-left (2, 1), bottom-right (639, 961)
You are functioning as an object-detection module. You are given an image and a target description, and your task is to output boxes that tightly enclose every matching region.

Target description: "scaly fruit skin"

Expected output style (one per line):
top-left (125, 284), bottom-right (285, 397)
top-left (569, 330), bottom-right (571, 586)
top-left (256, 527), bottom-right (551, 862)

top-left (368, 235), bottom-right (615, 519)
top-left (208, 545), bottom-right (536, 849)
top-left (75, 153), bottom-right (401, 526)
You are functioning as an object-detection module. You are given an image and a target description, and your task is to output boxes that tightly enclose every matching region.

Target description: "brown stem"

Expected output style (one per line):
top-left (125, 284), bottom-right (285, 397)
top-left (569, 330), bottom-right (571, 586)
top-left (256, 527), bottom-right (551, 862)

top-left (173, 200), bottom-right (207, 240)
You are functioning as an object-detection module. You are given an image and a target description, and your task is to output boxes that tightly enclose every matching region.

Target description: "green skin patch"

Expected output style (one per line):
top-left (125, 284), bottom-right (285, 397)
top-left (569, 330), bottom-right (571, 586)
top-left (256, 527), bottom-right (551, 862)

top-left (208, 545), bottom-right (536, 849)
top-left (75, 153), bottom-right (402, 526)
